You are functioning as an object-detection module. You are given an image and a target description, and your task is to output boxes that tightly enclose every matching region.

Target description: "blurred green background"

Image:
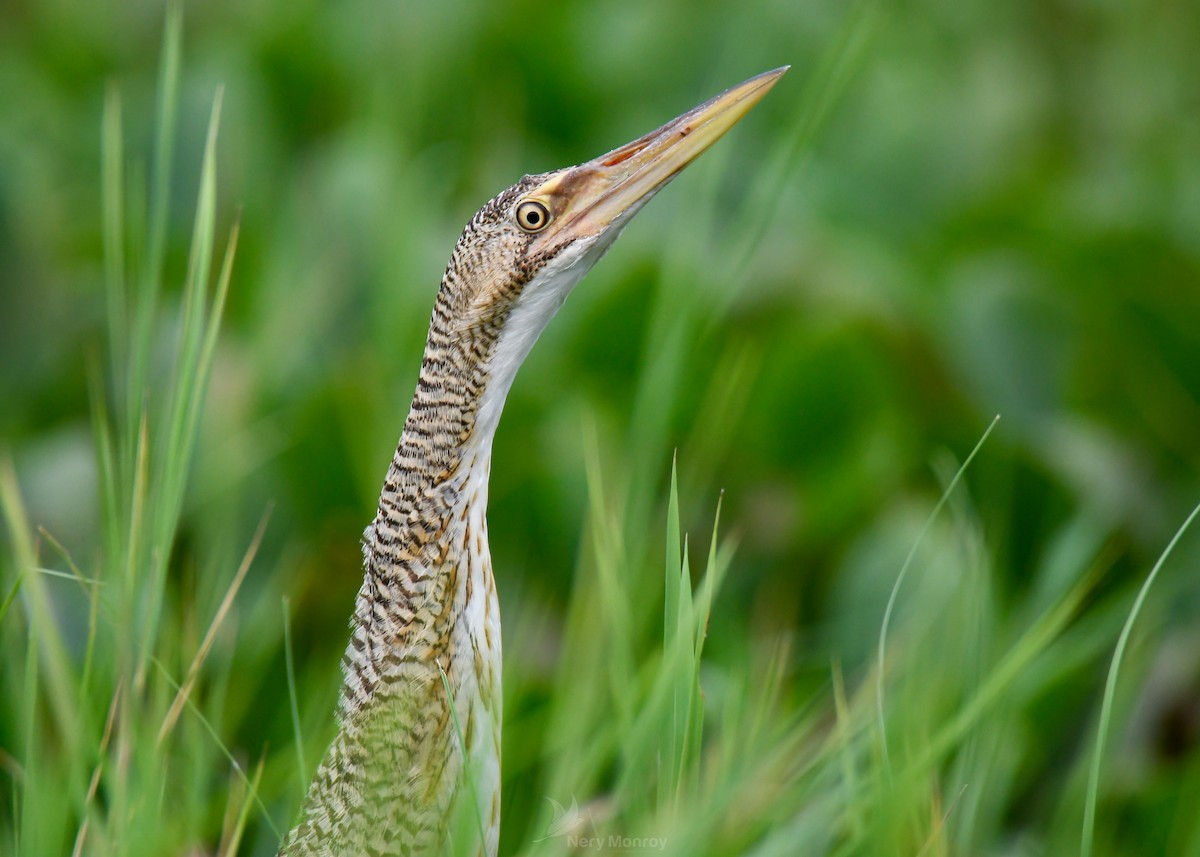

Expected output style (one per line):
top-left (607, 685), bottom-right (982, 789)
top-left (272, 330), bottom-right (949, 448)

top-left (3, 0), bottom-right (1200, 853)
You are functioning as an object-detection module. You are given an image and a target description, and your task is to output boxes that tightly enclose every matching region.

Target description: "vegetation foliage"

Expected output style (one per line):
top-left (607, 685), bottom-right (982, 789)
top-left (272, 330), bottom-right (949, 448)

top-left (2, 1), bottom-right (1199, 854)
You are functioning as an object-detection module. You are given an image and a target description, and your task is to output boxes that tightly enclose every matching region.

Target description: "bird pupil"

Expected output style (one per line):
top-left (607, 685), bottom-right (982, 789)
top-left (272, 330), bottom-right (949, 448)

top-left (527, 210), bottom-right (540, 224)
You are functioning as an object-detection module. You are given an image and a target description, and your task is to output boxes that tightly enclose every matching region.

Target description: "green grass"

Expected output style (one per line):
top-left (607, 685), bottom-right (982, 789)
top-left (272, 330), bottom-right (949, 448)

top-left (4, 1), bottom-right (1200, 855)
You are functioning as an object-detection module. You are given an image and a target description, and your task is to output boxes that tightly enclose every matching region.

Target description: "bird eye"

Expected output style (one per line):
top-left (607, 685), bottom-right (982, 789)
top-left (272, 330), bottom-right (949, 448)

top-left (515, 199), bottom-right (552, 233)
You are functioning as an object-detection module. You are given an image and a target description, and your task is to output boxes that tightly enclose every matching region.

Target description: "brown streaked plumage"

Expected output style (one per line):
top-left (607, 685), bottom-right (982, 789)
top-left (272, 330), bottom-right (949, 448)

top-left (279, 67), bottom-right (786, 856)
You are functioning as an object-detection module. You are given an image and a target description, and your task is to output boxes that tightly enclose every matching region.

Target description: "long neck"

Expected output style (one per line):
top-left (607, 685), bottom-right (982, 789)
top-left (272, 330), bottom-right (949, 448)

top-left (281, 293), bottom-right (508, 857)
top-left (376, 311), bottom-right (495, 523)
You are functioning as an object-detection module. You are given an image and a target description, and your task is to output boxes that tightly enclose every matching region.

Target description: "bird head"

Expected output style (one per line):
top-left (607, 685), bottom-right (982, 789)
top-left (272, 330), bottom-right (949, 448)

top-left (425, 67), bottom-right (787, 445)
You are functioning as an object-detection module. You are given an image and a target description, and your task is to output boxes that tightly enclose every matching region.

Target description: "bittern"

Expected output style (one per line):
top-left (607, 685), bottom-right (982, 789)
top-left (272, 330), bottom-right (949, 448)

top-left (279, 67), bottom-right (786, 856)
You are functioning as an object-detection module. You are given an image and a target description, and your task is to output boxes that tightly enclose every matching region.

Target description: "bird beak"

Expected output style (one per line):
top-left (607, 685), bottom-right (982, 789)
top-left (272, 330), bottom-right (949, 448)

top-left (533, 66), bottom-right (789, 244)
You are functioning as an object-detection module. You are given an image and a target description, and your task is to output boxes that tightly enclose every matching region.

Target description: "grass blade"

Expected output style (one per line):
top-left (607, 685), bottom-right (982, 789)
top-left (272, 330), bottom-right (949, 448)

top-left (282, 597), bottom-right (308, 789)
top-left (157, 506), bottom-right (271, 745)
top-left (1081, 499), bottom-right (1200, 857)
top-left (876, 415), bottom-right (1000, 771)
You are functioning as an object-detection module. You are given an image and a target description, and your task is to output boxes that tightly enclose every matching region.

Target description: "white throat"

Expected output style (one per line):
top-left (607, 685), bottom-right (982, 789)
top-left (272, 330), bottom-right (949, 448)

top-left (471, 233), bottom-right (611, 449)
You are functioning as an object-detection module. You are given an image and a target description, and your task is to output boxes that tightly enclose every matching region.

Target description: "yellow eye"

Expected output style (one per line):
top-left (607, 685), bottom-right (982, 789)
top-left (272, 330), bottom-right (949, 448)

top-left (515, 199), bottom-right (552, 233)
